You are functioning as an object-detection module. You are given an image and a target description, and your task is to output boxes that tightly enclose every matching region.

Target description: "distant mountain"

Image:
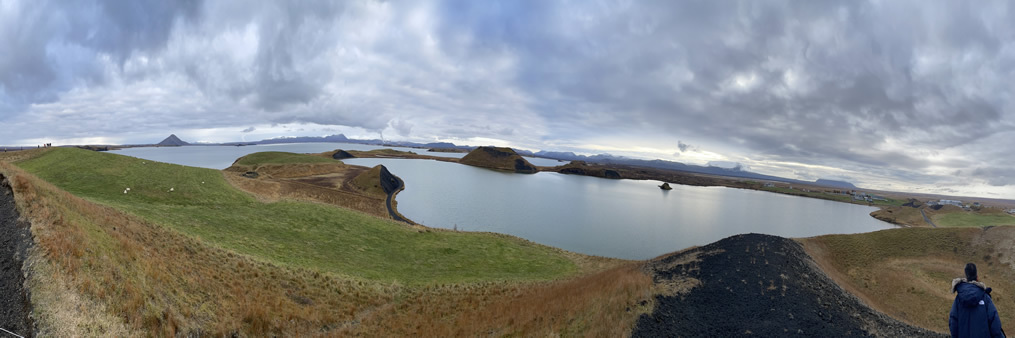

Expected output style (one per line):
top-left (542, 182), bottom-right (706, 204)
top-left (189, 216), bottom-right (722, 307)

top-left (814, 179), bottom-right (857, 189)
top-left (256, 134), bottom-right (350, 144)
top-left (157, 134), bottom-right (189, 146)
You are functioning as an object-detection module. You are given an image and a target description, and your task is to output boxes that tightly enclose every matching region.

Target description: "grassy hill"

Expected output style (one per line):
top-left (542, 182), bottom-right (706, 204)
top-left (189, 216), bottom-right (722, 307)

top-left (801, 227), bottom-right (1015, 333)
top-left (460, 146), bottom-right (538, 173)
top-left (16, 148), bottom-right (576, 284)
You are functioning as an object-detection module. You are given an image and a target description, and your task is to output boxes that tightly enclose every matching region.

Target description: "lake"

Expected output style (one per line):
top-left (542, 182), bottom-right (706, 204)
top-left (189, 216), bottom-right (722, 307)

top-left (343, 158), bottom-right (894, 259)
top-left (112, 144), bottom-right (894, 260)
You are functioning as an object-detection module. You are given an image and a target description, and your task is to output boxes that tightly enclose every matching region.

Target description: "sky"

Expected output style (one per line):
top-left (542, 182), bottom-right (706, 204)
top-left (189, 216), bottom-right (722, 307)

top-left (1, 0), bottom-right (1014, 199)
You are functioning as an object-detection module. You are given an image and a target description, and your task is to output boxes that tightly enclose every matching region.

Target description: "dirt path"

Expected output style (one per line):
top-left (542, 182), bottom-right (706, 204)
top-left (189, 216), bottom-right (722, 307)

top-left (633, 234), bottom-right (943, 337)
top-left (921, 209), bottom-right (939, 228)
top-left (0, 174), bottom-right (33, 337)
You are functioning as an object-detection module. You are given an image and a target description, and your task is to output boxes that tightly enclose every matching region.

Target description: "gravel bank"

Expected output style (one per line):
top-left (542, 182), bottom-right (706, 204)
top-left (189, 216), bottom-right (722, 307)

top-left (0, 174), bottom-right (33, 337)
top-left (633, 233), bottom-right (944, 337)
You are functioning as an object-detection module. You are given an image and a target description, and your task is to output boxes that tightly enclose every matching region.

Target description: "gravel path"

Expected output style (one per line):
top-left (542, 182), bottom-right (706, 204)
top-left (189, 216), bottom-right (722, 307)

top-left (0, 174), bottom-right (33, 337)
top-left (633, 233), bottom-right (944, 337)
top-left (920, 209), bottom-right (939, 228)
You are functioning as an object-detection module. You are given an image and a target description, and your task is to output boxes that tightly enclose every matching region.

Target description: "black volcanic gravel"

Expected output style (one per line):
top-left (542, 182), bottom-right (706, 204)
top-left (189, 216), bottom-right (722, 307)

top-left (0, 175), bottom-right (33, 337)
top-left (633, 233), bottom-right (944, 337)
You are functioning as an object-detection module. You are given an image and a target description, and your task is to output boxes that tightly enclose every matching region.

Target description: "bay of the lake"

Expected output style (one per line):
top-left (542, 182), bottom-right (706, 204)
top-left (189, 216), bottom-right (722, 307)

top-left (345, 158), bottom-right (894, 259)
top-left (112, 144), bottom-right (894, 260)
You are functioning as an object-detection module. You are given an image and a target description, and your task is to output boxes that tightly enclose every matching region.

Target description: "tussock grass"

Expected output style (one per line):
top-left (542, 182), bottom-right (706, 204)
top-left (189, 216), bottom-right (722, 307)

top-left (345, 262), bottom-right (654, 336)
top-left (801, 227), bottom-right (1015, 333)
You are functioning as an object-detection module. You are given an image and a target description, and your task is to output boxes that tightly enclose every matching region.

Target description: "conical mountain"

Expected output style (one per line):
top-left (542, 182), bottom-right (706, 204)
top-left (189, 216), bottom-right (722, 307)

top-left (157, 134), bottom-right (190, 146)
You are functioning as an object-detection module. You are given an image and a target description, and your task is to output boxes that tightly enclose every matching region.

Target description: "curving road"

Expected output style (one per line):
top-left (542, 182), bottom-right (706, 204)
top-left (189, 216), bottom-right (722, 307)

top-left (384, 173), bottom-right (410, 224)
top-left (920, 209), bottom-right (938, 228)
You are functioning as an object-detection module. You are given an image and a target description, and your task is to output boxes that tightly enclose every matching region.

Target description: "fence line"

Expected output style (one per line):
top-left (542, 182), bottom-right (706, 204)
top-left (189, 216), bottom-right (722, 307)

top-left (0, 327), bottom-right (24, 338)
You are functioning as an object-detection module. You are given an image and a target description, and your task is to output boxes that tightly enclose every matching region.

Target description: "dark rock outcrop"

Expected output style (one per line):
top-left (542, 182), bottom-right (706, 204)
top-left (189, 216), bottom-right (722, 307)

top-left (1, 174), bottom-right (34, 337)
top-left (377, 165), bottom-right (400, 195)
top-left (633, 234), bottom-right (942, 337)
top-left (557, 161), bottom-right (621, 179)
top-left (659, 182), bottom-right (672, 190)
top-left (559, 167), bottom-right (586, 175)
top-left (242, 171), bottom-right (259, 178)
top-left (332, 150), bottom-right (355, 159)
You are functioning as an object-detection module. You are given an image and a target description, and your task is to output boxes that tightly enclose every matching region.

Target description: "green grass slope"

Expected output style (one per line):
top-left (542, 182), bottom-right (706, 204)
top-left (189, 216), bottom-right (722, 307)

top-left (934, 211), bottom-right (1015, 227)
top-left (17, 148), bottom-right (576, 284)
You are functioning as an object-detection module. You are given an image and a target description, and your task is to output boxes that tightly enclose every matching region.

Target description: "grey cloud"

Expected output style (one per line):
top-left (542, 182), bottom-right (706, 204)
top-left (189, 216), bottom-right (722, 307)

top-left (1, 0), bottom-right (1014, 196)
top-left (390, 119), bottom-right (413, 137)
top-left (0, 0), bottom-right (200, 109)
top-left (241, 127), bottom-right (255, 133)
top-left (677, 142), bottom-right (690, 153)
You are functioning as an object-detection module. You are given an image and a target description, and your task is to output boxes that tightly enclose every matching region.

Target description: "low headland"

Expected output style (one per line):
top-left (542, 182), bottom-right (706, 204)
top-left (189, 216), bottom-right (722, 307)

top-left (459, 146), bottom-right (539, 173)
top-left (1, 147), bottom-right (1013, 336)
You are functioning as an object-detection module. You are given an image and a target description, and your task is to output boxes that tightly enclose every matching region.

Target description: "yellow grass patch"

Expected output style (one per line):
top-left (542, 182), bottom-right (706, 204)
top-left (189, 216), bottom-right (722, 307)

top-left (801, 227), bottom-right (1015, 333)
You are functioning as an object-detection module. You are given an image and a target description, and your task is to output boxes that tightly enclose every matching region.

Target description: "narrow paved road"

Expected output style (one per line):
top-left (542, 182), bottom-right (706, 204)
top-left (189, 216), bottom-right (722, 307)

top-left (384, 174), bottom-right (409, 224)
top-left (921, 209), bottom-right (938, 228)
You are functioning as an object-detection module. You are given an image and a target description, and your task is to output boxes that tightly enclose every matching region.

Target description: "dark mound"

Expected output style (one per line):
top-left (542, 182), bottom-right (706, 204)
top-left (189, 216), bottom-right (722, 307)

top-left (633, 234), bottom-right (941, 337)
top-left (377, 165), bottom-right (400, 195)
top-left (557, 161), bottom-right (622, 179)
top-left (332, 150), bottom-right (355, 159)
top-left (157, 134), bottom-right (189, 146)
top-left (1, 175), bottom-right (34, 337)
top-left (460, 146), bottom-right (537, 174)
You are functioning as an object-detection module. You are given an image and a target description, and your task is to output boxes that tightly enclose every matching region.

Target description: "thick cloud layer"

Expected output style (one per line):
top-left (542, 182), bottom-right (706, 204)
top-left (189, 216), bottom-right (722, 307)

top-left (1, 0), bottom-right (1013, 198)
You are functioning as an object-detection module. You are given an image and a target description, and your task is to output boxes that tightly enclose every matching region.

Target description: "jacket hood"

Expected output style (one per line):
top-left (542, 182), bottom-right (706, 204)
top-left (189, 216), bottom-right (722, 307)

top-left (952, 278), bottom-right (988, 308)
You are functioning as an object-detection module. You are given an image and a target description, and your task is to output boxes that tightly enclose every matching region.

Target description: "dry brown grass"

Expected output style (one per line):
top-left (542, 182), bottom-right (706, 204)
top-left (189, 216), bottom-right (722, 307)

top-left (801, 227), bottom-right (1015, 333)
top-left (223, 170), bottom-right (389, 219)
top-left (228, 162), bottom-right (348, 179)
top-left (345, 262), bottom-right (654, 337)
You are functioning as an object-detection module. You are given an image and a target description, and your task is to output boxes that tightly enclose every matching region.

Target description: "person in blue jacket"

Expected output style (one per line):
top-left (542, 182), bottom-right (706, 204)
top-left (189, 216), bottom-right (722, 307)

top-left (950, 263), bottom-right (1004, 337)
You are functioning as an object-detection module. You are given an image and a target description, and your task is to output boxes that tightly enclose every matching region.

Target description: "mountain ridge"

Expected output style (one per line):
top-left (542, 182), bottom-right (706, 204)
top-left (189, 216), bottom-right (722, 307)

top-left (157, 134), bottom-right (189, 146)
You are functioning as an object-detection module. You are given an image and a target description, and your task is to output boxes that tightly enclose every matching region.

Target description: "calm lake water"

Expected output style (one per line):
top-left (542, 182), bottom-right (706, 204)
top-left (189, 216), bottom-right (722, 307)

top-left (112, 144), bottom-right (894, 259)
top-left (346, 158), bottom-right (893, 259)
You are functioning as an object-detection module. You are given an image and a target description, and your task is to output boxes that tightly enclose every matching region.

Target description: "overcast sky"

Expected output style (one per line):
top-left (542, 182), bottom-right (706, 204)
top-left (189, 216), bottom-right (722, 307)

top-left (2, 0), bottom-right (1014, 198)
